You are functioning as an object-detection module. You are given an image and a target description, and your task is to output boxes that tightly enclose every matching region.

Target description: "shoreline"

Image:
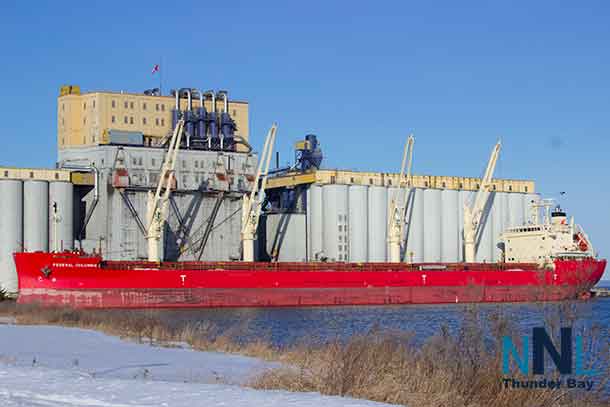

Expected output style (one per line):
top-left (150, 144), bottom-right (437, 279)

top-left (0, 323), bottom-right (391, 407)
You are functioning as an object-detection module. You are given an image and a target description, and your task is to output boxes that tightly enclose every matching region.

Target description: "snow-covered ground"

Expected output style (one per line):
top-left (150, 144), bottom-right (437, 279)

top-left (0, 324), bottom-right (395, 407)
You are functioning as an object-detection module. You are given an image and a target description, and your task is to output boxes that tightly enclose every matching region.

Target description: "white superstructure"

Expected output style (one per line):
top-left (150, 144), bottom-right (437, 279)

top-left (501, 200), bottom-right (594, 265)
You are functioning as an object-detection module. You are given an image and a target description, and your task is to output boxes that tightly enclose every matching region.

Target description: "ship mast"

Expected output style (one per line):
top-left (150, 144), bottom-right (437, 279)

top-left (463, 141), bottom-right (501, 263)
top-left (388, 134), bottom-right (415, 263)
top-left (146, 118), bottom-right (185, 262)
top-left (241, 123), bottom-right (278, 262)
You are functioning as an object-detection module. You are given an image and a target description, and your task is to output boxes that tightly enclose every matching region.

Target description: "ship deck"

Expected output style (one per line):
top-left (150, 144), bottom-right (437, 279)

top-left (101, 260), bottom-right (541, 272)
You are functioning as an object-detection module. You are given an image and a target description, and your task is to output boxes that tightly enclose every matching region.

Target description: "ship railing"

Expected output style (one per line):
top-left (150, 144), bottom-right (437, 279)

top-left (101, 260), bottom-right (539, 273)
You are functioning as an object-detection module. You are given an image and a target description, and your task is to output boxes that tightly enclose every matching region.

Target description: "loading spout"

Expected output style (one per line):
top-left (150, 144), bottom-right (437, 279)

top-left (57, 160), bottom-right (100, 248)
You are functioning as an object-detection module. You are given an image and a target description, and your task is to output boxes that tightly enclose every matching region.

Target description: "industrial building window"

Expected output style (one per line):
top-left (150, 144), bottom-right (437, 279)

top-left (124, 116), bottom-right (128, 124)
top-left (112, 100), bottom-right (116, 108)
top-left (112, 115), bottom-right (115, 123)
top-left (130, 117), bottom-right (134, 124)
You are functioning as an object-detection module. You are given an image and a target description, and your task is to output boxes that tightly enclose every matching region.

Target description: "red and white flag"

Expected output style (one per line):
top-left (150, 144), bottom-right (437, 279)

top-left (152, 64), bottom-right (160, 74)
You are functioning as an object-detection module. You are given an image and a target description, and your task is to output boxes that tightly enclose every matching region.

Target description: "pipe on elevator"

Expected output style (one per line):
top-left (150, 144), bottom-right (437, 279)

top-left (205, 90), bottom-right (218, 150)
top-left (171, 89), bottom-right (181, 129)
top-left (180, 88), bottom-right (193, 149)
top-left (217, 90), bottom-right (228, 150)
top-left (196, 89), bottom-right (207, 144)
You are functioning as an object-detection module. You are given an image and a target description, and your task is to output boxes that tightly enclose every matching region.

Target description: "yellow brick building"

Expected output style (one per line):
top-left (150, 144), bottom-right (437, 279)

top-left (57, 85), bottom-right (249, 150)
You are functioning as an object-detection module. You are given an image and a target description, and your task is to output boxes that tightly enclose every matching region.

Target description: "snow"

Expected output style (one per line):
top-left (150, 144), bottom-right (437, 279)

top-left (0, 324), bottom-right (395, 407)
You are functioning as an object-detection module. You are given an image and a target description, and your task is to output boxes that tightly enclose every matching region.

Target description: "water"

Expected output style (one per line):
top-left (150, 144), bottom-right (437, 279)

top-left (158, 298), bottom-right (610, 348)
top-left (152, 296), bottom-right (610, 395)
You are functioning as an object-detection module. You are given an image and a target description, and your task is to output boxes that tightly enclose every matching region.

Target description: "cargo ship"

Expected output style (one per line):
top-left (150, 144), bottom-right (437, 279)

top-left (12, 254), bottom-right (606, 309)
top-left (12, 120), bottom-right (606, 308)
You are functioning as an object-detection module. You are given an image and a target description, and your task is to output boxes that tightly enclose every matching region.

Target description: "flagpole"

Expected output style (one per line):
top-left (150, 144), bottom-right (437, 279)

top-left (159, 57), bottom-right (163, 95)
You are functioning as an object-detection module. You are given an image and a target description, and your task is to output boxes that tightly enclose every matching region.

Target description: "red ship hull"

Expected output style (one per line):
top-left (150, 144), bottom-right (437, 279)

top-left (13, 252), bottom-right (606, 309)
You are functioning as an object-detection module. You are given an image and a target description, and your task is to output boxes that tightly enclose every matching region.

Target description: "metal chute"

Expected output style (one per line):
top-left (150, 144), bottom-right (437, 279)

top-left (241, 123), bottom-right (278, 261)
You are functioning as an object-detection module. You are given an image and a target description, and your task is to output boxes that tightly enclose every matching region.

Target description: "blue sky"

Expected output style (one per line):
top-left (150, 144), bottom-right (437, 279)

top-left (1, 1), bottom-right (608, 278)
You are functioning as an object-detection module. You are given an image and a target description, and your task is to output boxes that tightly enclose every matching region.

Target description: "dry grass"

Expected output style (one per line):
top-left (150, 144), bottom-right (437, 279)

top-left (0, 301), bottom-right (279, 360)
top-left (0, 301), bottom-right (607, 407)
top-left (251, 308), bottom-right (609, 407)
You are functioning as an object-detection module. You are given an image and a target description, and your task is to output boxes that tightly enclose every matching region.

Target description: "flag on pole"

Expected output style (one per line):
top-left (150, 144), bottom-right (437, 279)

top-left (152, 64), bottom-right (160, 74)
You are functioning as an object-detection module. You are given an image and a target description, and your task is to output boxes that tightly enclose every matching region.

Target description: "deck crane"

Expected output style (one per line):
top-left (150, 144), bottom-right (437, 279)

top-left (146, 118), bottom-right (186, 262)
top-left (463, 141), bottom-right (501, 263)
top-left (388, 134), bottom-right (415, 263)
top-left (241, 123), bottom-right (278, 262)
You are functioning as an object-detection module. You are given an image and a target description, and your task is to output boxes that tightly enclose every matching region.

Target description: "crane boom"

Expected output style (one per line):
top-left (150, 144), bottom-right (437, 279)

top-left (463, 141), bottom-right (501, 263)
top-left (241, 123), bottom-right (278, 261)
top-left (146, 119), bottom-right (185, 262)
top-left (388, 134), bottom-right (415, 262)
